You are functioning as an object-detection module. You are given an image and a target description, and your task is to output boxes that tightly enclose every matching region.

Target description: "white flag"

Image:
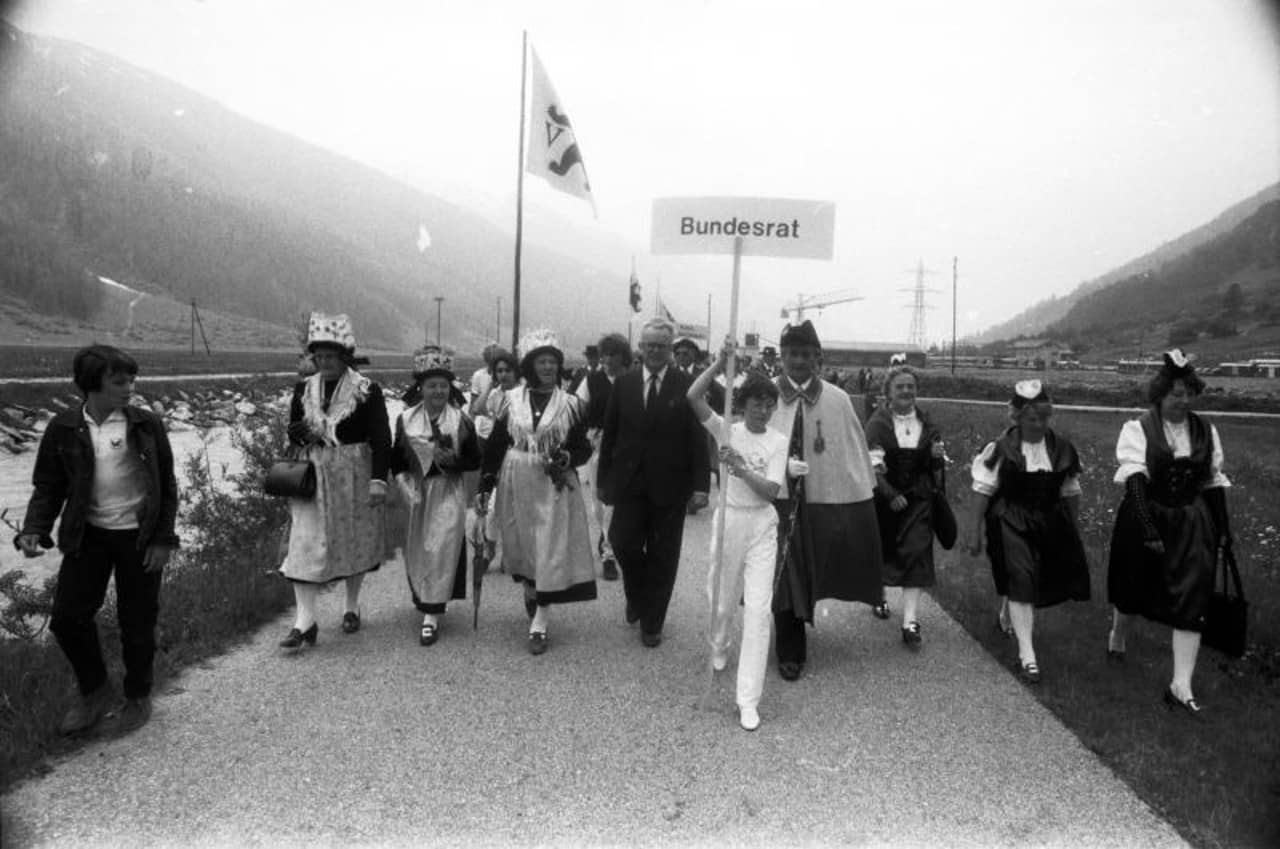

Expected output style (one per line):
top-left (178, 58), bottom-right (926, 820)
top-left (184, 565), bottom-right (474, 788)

top-left (417, 224), bottom-right (432, 252)
top-left (525, 45), bottom-right (593, 209)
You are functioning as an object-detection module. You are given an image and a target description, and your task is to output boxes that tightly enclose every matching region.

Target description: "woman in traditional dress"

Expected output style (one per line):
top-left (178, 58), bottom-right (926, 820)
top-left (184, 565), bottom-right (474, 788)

top-left (865, 364), bottom-right (946, 647)
top-left (469, 348), bottom-right (520, 446)
top-left (1105, 350), bottom-right (1232, 716)
top-left (279, 313), bottom-right (391, 648)
top-left (965, 380), bottom-right (1090, 683)
top-left (475, 329), bottom-right (596, 655)
top-left (391, 347), bottom-right (482, 646)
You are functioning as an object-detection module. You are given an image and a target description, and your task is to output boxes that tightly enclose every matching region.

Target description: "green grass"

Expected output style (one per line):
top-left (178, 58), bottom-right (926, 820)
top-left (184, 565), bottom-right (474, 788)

top-left (923, 399), bottom-right (1280, 849)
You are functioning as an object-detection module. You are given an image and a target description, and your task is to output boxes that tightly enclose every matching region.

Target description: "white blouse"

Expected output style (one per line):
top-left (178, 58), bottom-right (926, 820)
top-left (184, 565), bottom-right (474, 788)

top-left (970, 440), bottom-right (1082, 498)
top-left (1113, 418), bottom-right (1230, 488)
top-left (868, 409), bottom-right (921, 472)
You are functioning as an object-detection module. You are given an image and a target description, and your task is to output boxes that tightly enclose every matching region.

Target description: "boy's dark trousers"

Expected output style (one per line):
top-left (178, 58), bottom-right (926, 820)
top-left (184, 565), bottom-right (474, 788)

top-left (49, 526), bottom-right (162, 699)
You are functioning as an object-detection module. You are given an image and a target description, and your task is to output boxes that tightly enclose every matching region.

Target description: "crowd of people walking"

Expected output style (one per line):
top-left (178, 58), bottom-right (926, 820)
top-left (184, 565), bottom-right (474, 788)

top-left (13, 308), bottom-right (1235, 734)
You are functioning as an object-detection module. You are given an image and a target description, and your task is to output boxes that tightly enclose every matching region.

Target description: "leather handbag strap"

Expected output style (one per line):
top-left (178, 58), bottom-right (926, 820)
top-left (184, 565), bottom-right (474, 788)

top-left (1219, 544), bottom-right (1245, 601)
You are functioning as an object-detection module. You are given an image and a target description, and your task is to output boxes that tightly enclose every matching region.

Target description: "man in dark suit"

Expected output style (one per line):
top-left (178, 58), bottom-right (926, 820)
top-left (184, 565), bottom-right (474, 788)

top-left (599, 318), bottom-right (710, 646)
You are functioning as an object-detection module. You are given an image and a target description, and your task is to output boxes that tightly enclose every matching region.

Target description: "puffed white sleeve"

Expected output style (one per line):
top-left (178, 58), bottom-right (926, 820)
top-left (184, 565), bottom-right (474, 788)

top-left (1113, 419), bottom-right (1148, 485)
top-left (970, 442), bottom-right (1000, 496)
top-left (1204, 424), bottom-right (1232, 489)
top-left (868, 445), bottom-right (886, 473)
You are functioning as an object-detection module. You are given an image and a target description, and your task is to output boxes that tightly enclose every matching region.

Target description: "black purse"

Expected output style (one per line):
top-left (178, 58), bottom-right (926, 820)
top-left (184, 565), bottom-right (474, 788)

top-left (1202, 544), bottom-right (1247, 658)
top-left (931, 467), bottom-right (958, 550)
top-left (265, 447), bottom-right (316, 498)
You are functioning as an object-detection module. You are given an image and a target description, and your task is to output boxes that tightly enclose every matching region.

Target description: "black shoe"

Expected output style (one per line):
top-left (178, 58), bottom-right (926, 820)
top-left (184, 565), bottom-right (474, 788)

top-left (1163, 687), bottom-right (1204, 719)
top-left (1106, 649), bottom-right (1126, 663)
top-left (58, 684), bottom-right (116, 736)
top-left (528, 631), bottom-right (548, 655)
top-left (111, 696), bottom-right (152, 735)
top-left (902, 621), bottom-right (922, 647)
top-left (602, 559), bottom-right (619, 581)
top-left (641, 630), bottom-right (662, 648)
top-left (1015, 660), bottom-right (1041, 685)
top-left (341, 612), bottom-right (361, 634)
top-left (280, 623), bottom-right (318, 649)
top-left (625, 603), bottom-right (640, 625)
top-left (420, 623), bottom-right (438, 646)
top-left (778, 661), bottom-right (804, 681)
top-left (872, 602), bottom-right (890, 620)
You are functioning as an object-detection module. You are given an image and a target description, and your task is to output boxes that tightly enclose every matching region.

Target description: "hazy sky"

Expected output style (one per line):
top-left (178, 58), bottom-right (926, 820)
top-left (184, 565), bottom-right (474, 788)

top-left (7, 0), bottom-right (1280, 346)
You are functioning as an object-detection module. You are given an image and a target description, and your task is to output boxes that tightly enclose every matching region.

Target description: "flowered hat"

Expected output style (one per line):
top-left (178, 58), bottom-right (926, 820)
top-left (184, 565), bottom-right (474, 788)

top-left (412, 345), bottom-right (454, 382)
top-left (519, 328), bottom-right (563, 367)
top-left (1011, 379), bottom-right (1051, 409)
top-left (306, 312), bottom-right (356, 353)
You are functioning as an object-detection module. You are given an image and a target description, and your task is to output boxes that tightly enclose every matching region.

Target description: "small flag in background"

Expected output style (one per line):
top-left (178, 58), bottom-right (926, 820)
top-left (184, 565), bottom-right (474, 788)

top-left (525, 45), bottom-right (594, 210)
top-left (629, 268), bottom-right (642, 313)
top-left (417, 224), bottom-right (432, 252)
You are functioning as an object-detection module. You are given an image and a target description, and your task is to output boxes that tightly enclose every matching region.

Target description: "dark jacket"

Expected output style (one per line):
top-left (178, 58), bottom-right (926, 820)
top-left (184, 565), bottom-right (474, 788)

top-left (389, 405), bottom-right (482, 479)
top-left (18, 405), bottom-right (180, 557)
top-left (598, 366), bottom-right (710, 507)
top-left (288, 379), bottom-right (392, 482)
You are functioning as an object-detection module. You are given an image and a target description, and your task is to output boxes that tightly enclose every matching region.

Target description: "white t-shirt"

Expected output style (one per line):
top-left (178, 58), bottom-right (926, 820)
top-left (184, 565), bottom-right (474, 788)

top-left (701, 412), bottom-right (788, 509)
top-left (85, 408), bottom-right (146, 529)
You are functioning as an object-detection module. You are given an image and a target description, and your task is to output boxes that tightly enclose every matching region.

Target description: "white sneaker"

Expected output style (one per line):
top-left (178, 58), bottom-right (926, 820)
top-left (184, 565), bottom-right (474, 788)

top-left (738, 706), bottom-right (760, 732)
top-left (711, 649), bottom-right (728, 671)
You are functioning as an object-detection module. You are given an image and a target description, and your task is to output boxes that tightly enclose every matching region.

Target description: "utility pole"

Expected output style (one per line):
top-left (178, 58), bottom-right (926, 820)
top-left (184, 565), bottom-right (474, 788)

top-left (951, 256), bottom-right (958, 376)
top-left (433, 296), bottom-right (445, 348)
top-left (495, 296), bottom-right (502, 345)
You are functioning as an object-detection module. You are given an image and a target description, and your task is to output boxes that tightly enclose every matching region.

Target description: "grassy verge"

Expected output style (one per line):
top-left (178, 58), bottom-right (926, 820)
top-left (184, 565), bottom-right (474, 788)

top-left (921, 399), bottom-right (1280, 849)
top-left (0, 414), bottom-right (295, 792)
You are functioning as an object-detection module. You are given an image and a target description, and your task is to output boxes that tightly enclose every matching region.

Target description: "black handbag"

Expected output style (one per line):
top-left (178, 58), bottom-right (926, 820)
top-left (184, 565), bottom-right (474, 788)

top-left (264, 447), bottom-right (316, 498)
top-left (1202, 544), bottom-right (1247, 658)
top-left (931, 467), bottom-right (958, 550)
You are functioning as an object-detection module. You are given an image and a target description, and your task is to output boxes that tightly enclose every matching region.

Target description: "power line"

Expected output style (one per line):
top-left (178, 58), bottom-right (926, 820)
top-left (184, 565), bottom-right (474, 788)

top-left (899, 259), bottom-right (941, 349)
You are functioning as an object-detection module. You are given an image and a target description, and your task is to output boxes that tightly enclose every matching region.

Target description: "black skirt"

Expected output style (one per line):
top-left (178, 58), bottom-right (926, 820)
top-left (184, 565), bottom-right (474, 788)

top-left (875, 494), bottom-right (936, 588)
top-left (1107, 492), bottom-right (1217, 631)
top-left (775, 499), bottom-right (883, 621)
top-left (986, 500), bottom-right (1090, 607)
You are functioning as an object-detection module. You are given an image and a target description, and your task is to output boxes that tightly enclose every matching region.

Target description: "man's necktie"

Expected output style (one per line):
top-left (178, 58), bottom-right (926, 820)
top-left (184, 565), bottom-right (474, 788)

top-left (646, 373), bottom-right (659, 410)
top-left (789, 400), bottom-right (804, 460)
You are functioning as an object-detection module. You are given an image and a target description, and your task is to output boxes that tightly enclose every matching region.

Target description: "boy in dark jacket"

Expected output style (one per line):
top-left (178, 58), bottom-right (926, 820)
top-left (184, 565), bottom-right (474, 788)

top-left (15, 345), bottom-right (179, 736)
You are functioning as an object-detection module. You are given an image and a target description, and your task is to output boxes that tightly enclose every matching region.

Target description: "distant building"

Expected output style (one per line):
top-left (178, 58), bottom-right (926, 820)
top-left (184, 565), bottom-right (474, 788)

top-left (1006, 338), bottom-right (1073, 368)
top-left (820, 341), bottom-right (927, 368)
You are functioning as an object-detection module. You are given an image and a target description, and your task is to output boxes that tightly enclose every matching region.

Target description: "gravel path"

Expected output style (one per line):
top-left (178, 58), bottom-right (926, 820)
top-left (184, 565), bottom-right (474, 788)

top-left (2, 503), bottom-right (1187, 848)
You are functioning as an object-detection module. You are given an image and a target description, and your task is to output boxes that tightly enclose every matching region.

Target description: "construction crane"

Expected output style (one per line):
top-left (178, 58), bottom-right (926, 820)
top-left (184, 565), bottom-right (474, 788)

top-left (780, 288), bottom-right (864, 322)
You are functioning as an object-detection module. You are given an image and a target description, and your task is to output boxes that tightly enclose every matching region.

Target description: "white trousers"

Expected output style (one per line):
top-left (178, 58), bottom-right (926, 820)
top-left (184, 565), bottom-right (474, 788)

top-left (707, 503), bottom-right (778, 710)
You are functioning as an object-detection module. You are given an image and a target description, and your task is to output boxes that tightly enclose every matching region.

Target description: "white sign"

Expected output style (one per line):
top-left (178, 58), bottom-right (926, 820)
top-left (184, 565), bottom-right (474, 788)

top-left (651, 196), bottom-right (836, 259)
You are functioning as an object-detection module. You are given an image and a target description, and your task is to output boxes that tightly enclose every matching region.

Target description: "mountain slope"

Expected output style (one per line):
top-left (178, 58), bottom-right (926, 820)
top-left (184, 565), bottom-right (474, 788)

top-left (0, 20), bottom-right (629, 352)
top-left (973, 182), bottom-right (1280, 345)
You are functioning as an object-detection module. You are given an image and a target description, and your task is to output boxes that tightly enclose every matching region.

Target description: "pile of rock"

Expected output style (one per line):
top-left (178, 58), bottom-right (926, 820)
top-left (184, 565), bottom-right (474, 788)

top-left (138, 388), bottom-right (291, 432)
top-left (0, 405), bottom-right (48, 455)
top-left (0, 388), bottom-right (292, 454)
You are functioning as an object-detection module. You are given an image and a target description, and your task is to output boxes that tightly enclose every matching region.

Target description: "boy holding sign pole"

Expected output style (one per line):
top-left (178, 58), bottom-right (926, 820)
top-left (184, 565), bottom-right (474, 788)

top-left (688, 338), bottom-right (788, 732)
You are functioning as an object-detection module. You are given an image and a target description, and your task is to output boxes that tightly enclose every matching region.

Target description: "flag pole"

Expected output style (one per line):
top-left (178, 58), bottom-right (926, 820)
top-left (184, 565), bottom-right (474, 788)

top-left (704, 236), bottom-right (743, 694)
top-left (511, 30), bottom-right (528, 354)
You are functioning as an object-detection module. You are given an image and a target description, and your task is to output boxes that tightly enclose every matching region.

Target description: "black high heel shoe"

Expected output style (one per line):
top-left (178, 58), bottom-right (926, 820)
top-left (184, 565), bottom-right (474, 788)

top-left (1163, 687), bottom-right (1204, 719)
top-left (279, 623), bottom-right (318, 649)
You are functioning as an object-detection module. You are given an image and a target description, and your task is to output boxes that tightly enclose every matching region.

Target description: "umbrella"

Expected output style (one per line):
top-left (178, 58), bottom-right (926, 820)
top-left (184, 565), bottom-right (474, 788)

top-left (469, 501), bottom-right (493, 630)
